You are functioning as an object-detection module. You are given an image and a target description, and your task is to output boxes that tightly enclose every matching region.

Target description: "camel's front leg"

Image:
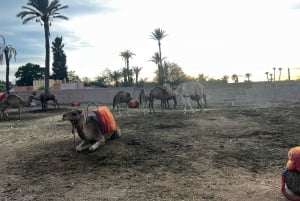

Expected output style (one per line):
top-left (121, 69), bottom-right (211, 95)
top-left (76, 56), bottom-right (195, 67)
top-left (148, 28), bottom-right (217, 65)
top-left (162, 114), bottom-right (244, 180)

top-left (76, 141), bottom-right (92, 152)
top-left (89, 136), bottom-right (105, 152)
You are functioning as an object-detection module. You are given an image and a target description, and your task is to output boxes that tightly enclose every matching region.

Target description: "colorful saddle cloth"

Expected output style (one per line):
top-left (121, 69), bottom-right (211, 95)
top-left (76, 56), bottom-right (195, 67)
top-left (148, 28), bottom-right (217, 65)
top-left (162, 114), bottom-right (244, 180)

top-left (286, 146), bottom-right (300, 171)
top-left (0, 93), bottom-right (6, 102)
top-left (92, 106), bottom-right (117, 134)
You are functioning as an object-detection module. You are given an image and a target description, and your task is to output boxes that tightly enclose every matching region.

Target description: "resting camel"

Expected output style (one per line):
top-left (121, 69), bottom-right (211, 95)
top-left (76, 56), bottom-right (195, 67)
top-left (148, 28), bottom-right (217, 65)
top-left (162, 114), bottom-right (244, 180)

top-left (62, 106), bottom-right (121, 152)
top-left (0, 94), bottom-right (32, 120)
top-left (148, 86), bottom-right (175, 113)
top-left (112, 91), bottom-right (132, 116)
top-left (138, 88), bottom-right (150, 115)
top-left (30, 91), bottom-right (59, 111)
top-left (174, 81), bottom-right (206, 114)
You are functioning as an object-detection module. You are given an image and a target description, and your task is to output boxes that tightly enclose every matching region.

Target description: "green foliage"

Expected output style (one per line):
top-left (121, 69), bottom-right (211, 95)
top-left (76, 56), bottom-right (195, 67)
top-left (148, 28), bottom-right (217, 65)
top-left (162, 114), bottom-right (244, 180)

top-left (15, 63), bottom-right (44, 86)
top-left (67, 71), bottom-right (81, 83)
top-left (51, 36), bottom-right (68, 81)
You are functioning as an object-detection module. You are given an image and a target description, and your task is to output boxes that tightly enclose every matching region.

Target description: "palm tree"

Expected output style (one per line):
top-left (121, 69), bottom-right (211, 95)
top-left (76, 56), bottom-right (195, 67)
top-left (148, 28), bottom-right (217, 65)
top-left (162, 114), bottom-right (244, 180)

top-left (149, 52), bottom-right (166, 84)
top-left (278, 67), bottom-right (282, 81)
top-left (231, 74), bottom-right (239, 84)
top-left (119, 49), bottom-right (135, 86)
top-left (109, 70), bottom-right (122, 87)
top-left (265, 72), bottom-right (269, 81)
top-left (269, 73), bottom-right (273, 82)
top-left (17, 0), bottom-right (68, 92)
top-left (150, 28), bottom-right (167, 84)
top-left (0, 35), bottom-right (17, 94)
top-left (132, 66), bottom-right (142, 85)
top-left (245, 73), bottom-right (251, 82)
top-left (273, 67), bottom-right (276, 82)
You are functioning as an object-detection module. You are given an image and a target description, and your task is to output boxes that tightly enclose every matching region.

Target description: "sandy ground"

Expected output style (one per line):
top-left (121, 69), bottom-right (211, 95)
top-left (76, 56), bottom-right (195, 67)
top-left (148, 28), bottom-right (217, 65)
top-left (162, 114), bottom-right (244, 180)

top-left (0, 102), bottom-right (300, 201)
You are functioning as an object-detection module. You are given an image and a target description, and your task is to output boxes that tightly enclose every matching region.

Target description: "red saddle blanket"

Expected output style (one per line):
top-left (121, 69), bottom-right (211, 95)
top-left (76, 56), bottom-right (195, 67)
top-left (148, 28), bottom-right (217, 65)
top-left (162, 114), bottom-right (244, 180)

top-left (92, 106), bottom-right (117, 134)
top-left (0, 93), bottom-right (6, 102)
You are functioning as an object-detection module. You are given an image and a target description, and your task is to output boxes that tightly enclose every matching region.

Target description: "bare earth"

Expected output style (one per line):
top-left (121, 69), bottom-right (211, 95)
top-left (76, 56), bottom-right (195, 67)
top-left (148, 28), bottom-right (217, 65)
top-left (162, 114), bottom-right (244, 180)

top-left (1, 103), bottom-right (300, 201)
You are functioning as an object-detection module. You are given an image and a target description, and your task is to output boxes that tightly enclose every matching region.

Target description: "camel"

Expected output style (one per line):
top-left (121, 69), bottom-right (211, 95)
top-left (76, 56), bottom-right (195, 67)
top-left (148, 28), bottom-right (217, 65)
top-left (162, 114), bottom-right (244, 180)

top-left (0, 94), bottom-right (32, 120)
top-left (30, 91), bottom-right (59, 111)
top-left (62, 106), bottom-right (121, 152)
top-left (138, 88), bottom-right (150, 115)
top-left (148, 86), bottom-right (176, 113)
top-left (174, 81), bottom-right (205, 114)
top-left (112, 91), bottom-right (132, 116)
top-left (191, 93), bottom-right (207, 109)
top-left (162, 84), bottom-right (177, 109)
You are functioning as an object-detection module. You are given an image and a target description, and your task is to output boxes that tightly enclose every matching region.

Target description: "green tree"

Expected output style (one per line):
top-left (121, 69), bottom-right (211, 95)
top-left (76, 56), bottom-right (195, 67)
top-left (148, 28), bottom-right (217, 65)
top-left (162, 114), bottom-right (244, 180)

top-left (68, 71), bottom-right (81, 82)
top-left (109, 70), bottom-right (122, 87)
top-left (17, 0), bottom-right (68, 92)
top-left (51, 36), bottom-right (68, 81)
top-left (15, 63), bottom-right (45, 86)
top-left (196, 73), bottom-right (209, 82)
top-left (132, 66), bottom-right (142, 85)
top-left (0, 35), bottom-right (17, 94)
top-left (231, 74), bottom-right (239, 84)
top-left (150, 28), bottom-right (167, 85)
top-left (119, 49), bottom-right (135, 86)
top-left (164, 62), bottom-right (187, 85)
top-left (245, 73), bottom-right (251, 82)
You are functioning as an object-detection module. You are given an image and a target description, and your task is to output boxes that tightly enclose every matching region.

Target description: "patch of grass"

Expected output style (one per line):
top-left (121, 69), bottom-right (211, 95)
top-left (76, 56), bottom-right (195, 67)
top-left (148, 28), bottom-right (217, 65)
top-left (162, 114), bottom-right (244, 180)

top-left (0, 120), bottom-right (29, 128)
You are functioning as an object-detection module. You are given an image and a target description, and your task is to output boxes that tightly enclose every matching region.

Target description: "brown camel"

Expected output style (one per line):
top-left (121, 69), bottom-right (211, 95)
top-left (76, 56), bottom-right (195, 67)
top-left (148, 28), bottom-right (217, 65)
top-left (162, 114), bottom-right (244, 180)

top-left (138, 88), bottom-right (150, 115)
top-left (148, 86), bottom-right (176, 113)
top-left (112, 91), bottom-right (132, 116)
top-left (0, 94), bottom-right (32, 120)
top-left (30, 91), bottom-right (59, 111)
top-left (62, 106), bottom-right (121, 152)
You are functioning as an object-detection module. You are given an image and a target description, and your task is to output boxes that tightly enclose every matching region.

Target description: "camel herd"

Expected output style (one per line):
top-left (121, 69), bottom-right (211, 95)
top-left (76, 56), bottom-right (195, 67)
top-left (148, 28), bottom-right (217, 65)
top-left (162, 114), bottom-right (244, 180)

top-left (0, 81), bottom-right (206, 120)
top-left (0, 81), bottom-right (206, 153)
top-left (0, 91), bottom-right (59, 120)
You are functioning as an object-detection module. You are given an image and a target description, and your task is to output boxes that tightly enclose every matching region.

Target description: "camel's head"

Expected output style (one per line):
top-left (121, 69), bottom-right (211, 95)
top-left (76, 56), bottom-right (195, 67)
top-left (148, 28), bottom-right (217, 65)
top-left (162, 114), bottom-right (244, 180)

top-left (62, 109), bottom-right (83, 122)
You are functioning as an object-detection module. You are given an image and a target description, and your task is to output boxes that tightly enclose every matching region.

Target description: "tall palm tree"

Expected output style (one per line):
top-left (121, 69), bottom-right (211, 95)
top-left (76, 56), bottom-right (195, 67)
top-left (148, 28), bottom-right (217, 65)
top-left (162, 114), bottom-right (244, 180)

top-left (132, 66), bottom-right (142, 85)
top-left (273, 67), bottom-right (276, 82)
top-left (278, 67), bottom-right (282, 81)
top-left (265, 72), bottom-right (269, 81)
top-left (150, 28), bottom-right (167, 84)
top-left (119, 49), bottom-right (135, 86)
top-left (0, 35), bottom-right (17, 94)
top-left (17, 0), bottom-right (68, 92)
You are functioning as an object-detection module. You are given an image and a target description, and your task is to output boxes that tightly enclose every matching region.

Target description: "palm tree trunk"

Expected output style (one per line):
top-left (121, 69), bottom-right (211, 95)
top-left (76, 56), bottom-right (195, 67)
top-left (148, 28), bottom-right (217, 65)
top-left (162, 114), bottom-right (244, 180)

top-left (4, 49), bottom-right (10, 94)
top-left (158, 41), bottom-right (164, 85)
top-left (44, 23), bottom-right (50, 92)
top-left (126, 59), bottom-right (129, 86)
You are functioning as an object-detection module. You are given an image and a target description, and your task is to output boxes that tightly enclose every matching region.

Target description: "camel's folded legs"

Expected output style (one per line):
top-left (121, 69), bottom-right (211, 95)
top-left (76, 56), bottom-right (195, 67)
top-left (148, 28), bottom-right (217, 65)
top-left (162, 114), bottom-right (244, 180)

top-left (76, 141), bottom-right (92, 152)
top-left (89, 136), bottom-right (105, 152)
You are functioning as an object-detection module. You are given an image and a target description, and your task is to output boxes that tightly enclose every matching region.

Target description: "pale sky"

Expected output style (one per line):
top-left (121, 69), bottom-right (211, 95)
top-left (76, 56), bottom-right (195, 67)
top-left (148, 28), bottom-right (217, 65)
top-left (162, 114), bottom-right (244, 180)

top-left (1, 0), bottom-right (300, 83)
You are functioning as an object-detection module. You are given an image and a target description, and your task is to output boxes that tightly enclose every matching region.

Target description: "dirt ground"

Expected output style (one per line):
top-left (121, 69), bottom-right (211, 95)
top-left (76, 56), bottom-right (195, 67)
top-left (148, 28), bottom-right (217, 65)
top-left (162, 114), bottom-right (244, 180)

top-left (0, 102), bottom-right (300, 201)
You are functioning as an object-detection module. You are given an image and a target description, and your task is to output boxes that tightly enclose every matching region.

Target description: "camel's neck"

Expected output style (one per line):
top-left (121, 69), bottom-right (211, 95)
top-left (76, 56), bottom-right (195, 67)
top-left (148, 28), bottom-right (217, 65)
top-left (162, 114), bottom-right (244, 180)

top-left (73, 114), bottom-right (87, 140)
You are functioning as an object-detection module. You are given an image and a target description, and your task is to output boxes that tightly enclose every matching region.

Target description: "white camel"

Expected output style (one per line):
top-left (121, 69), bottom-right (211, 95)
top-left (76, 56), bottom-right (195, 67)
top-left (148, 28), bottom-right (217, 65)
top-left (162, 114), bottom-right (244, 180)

top-left (173, 81), bottom-right (205, 114)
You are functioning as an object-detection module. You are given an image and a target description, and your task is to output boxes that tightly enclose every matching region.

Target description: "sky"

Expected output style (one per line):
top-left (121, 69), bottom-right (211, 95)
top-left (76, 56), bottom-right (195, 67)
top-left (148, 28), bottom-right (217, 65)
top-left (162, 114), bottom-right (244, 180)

top-left (1, 0), bottom-right (300, 83)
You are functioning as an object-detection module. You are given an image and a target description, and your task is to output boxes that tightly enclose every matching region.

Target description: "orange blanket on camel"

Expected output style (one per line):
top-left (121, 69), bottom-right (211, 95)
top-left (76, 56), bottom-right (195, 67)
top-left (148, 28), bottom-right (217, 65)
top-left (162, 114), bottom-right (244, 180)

top-left (93, 106), bottom-right (117, 134)
top-left (286, 146), bottom-right (300, 171)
